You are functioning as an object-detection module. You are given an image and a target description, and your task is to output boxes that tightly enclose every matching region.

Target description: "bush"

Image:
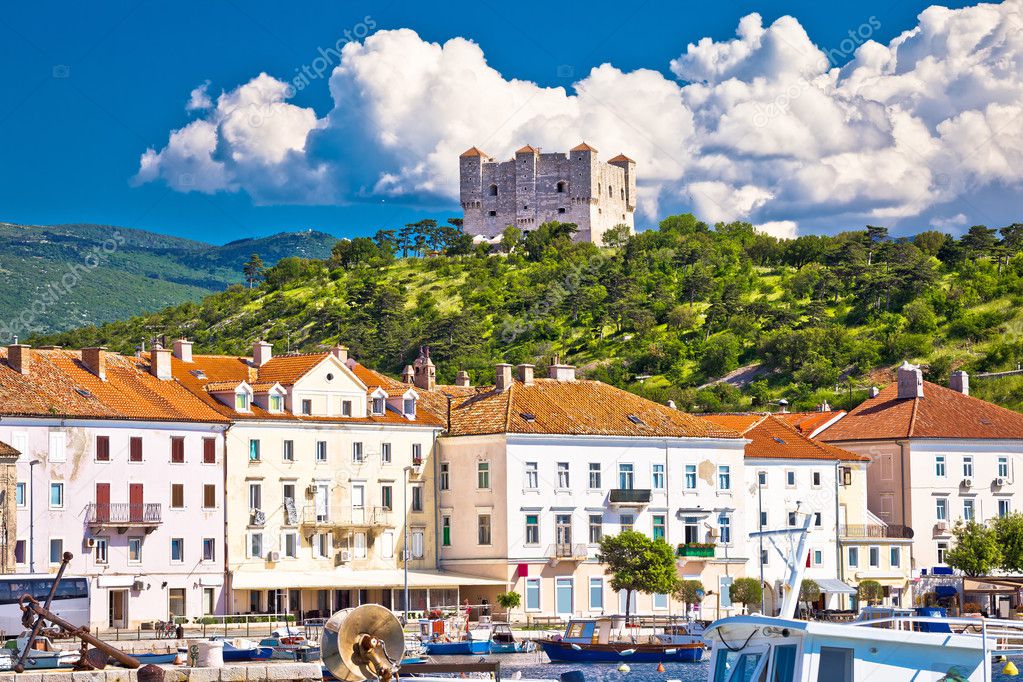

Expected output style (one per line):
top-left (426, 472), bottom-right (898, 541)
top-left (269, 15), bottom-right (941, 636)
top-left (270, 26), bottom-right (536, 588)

top-left (963, 602), bottom-right (981, 614)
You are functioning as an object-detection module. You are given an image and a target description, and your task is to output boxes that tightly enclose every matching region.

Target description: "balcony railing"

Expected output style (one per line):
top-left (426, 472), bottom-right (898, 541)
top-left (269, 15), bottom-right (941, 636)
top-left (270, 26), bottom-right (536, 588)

top-left (677, 543), bottom-right (716, 558)
top-left (839, 524), bottom-right (914, 539)
top-left (546, 543), bottom-right (589, 561)
top-left (301, 505), bottom-right (394, 529)
top-left (608, 488), bottom-right (652, 506)
top-left (86, 503), bottom-right (162, 532)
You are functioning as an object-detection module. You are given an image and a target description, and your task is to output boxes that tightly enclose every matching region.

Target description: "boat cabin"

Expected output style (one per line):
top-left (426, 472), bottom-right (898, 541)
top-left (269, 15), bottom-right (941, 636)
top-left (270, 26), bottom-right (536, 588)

top-left (560, 618), bottom-right (613, 645)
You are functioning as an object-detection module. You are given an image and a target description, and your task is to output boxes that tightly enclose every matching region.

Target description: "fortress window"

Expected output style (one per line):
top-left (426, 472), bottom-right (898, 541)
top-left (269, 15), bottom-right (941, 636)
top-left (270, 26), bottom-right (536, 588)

top-left (621, 188), bottom-right (625, 199)
top-left (558, 208), bottom-right (566, 214)
top-left (556, 181), bottom-right (566, 193)
top-left (489, 184), bottom-right (498, 196)
top-left (489, 210), bottom-right (497, 217)
top-left (608, 185), bottom-right (613, 197)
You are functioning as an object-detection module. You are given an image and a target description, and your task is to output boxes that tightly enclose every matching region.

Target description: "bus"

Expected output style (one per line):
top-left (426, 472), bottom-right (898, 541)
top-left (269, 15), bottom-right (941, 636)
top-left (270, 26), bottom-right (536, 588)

top-left (0, 575), bottom-right (90, 638)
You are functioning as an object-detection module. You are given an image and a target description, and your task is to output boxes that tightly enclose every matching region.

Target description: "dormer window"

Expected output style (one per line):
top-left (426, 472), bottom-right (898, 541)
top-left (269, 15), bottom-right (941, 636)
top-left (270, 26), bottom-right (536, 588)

top-left (269, 394), bottom-right (283, 412)
top-left (235, 391), bottom-right (250, 412)
top-left (403, 398), bottom-right (416, 417)
top-left (372, 397), bottom-right (385, 415)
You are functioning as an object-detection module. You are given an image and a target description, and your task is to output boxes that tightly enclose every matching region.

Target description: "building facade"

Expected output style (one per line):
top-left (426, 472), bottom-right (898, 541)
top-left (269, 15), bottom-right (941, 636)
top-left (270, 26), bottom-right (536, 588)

top-left (459, 143), bottom-right (635, 244)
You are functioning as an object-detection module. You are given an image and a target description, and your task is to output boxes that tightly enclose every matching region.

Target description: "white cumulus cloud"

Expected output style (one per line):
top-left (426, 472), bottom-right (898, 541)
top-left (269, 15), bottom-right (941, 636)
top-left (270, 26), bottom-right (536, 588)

top-left (135, 1), bottom-right (1023, 235)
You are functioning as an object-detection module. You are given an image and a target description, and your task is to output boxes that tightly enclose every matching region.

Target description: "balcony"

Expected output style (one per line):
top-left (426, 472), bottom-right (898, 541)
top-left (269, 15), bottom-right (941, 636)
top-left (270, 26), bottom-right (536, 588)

top-left (300, 505), bottom-right (394, 530)
top-left (545, 543), bottom-right (589, 564)
top-left (608, 488), bottom-right (652, 507)
top-left (86, 503), bottom-right (162, 534)
top-left (839, 524), bottom-right (914, 540)
top-left (676, 543), bottom-right (716, 558)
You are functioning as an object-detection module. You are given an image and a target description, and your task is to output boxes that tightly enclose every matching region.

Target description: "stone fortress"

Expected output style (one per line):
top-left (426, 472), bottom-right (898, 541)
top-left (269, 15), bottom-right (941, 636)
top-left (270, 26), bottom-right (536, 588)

top-left (459, 142), bottom-right (636, 244)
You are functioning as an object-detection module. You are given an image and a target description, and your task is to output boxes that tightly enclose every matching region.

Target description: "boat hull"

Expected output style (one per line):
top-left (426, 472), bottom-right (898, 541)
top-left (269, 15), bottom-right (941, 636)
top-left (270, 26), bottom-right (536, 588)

top-left (539, 639), bottom-right (704, 663)
top-left (122, 653), bottom-right (178, 666)
top-left (222, 647), bottom-right (274, 662)
top-left (423, 640), bottom-right (491, 655)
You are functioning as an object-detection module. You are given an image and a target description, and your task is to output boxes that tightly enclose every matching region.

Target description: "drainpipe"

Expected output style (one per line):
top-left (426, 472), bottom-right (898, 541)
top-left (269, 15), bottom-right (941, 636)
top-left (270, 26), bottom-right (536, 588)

top-left (222, 423), bottom-right (233, 616)
top-left (834, 460), bottom-right (842, 609)
top-left (28, 459), bottom-right (39, 573)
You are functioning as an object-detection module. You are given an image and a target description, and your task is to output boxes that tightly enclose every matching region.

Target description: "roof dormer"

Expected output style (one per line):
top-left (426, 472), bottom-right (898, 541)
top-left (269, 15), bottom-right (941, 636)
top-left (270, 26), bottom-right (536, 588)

top-left (206, 380), bottom-right (254, 413)
top-left (252, 382), bottom-right (287, 413)
top-left (387, 387), bottom-right (419, 420)
top-left (369, 387), bottom-right (388, 416)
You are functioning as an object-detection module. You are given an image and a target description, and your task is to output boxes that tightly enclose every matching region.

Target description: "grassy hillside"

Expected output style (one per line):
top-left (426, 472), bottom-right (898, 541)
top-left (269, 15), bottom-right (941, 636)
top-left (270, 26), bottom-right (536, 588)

top-left (31, 216), bottom-right (1023, 413)
top-left (0, 222), bottom-right (337, 338)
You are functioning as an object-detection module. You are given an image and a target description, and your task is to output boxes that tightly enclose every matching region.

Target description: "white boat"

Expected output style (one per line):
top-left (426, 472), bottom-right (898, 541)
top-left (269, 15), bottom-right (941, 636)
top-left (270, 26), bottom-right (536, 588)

top-left (705, 511), bottom-right (1023, 681)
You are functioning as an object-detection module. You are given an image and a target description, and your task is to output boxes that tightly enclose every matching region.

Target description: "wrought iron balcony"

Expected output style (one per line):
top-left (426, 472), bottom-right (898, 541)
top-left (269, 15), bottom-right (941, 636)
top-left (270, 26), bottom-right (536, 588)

top-left (609, 488), bottom-right (652, 506)
top-left (86, 503), bottom-right (162, 533)
top-left (839, 524), bottom-right (914, 539)
top-left (546, 543), bottom-right (589, 562)
top-left (301, 505), bottom-right (394, 529)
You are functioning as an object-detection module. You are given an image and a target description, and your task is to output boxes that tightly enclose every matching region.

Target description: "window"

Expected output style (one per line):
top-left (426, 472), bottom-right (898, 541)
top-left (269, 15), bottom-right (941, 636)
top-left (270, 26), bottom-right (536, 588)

top-left (618, 463), bottom-right (634, 489)
top-left (478, 514), bottom-right (492, 545)
top-left (14, 540), bottom-right (24, 565)
top-left (203, 438), bottom-right (216, 464)
top-left (441, 516), bottom-right (451, 547)
top-left (524, 462), bottom-right (538, 489)
top-left (15, 482), bottom-right (25, 508)
top-left (270, 394), bottom-right (284, 412)
top-left (489, 184), bottom-right (498, 196)
top-left (813, 550), bottom-right (823, 566)
top-left (848, 547), bottom-right (858, 567)
top-left (488, 210), bottom-right (497, 217)
top-left (283, 440), bottom-right (294, 461)
top-left (959, 456), bottom-right (973, 478)
top-left (129, 437), bottom-right (142, 462)
top-left (718, 465), bottom-right (731, 490)
top-left (95, 538), bottom-right (108, 564)
top-left (760, 510), bottom-right (768, 527)
top-left (620, 514), bottom-right (634, 532)
top-left (235, 391), bottom-right (249, 411)
top-left (937, 541), bottom-right (948, 564)
top-left (999, 457), bottom-right (1009, 478)
top-left (171, 436), bottom-right (185, 463)
top-left (525, 514), bottom-right (539, 545)
top-left (372, 397), bottom-right (385, 415)
top-left (128, 537), bottom-right (142, 563)
top-left (936, 498), bottom-right (948, 521)
top-left (589, 578), bottom-right (603, 610)
top-left (652, 514), bottom-right (666, 541)
top-left (718, 513), bottom-right (731, 544)
top-left (49, 538), bottom-right (63, 564)
top-left (653, 593), bottom-right (668, 610)
top-left (313, 441), bottom-right (326, 463)
top-left (282, 532), bottom-right (298, 559)
top-left (477, 461), bottom-right (490, 489)
top-left (555, 462), bottom-right (570, 488)
top-left (248, 532), bottom-right (263, 558)
top-left (785, 470), bottom-right (796, 487)
top-left (381, 443), bottom-right (391, 464)
top-left (757, 470), bottom-right (767, 487)
top-left (203, 484), bottom-right (216, 509)
top-left (588, 463), bottom-right (601, 489)
top-left (48, 433), bottom-right (66, 463)
top-left (935, 455), bottom-right (946, 477)
top-left (170, 483), bottom-right (184, 509)
top-left (589, 514), bottom-right (602, 543)
top-left (652, 464), bottom-right (665, 490)
top-left (378, 531), bottom-right (391, 559)
top-left (168, 588), bottom-right (186, 618)
top-left (203, 538), bottom-right (215, 562)
top-left (381, 485), bottom-right (393, 510)
top-left (248, 483), bottom-right (262, 511)
top-left (788, 511), bottom-right (797, 527)
top-left (96, 436), bottom-right (110, 461)
top-left (411, 485), bottom-right (423, 512)
top-left (811, 471), bottom-right (822, 487)
top-left (963, 498), bottom-right (975, 521)
top-left (301, 399), bottom-right (312, 415)
top-left (403, 398), bottom-right (416, 416)
top-left (869, 546), bottom-right (880, 568)
top-left (814, 512), bottom-right (822, 527)
top-left (525, 578), bottom-right (540, 611)
top-left (556, 181), bottom-right (566, 193)
top-left (890, 547), bottom-right (901, 568)
top-left (685, 464), bottom-right (697, 490)
top-left (171, 538), bottom-right (184, 563)
top-left (412, 443), bottom-right (422, 465)
top-left (761, 549), bottom-right (769, 566)
top-left (684, 517), bottom-right (700, 544)
top-left (342, 400), bottom-right (352, 417)
top-left (354, 532), bottom-right (368, 559)
top-left (350, 442), bottom-right (361, 463)
top-left (49, 482), bottom-right (64, 509)
top-left (1000, 499), bottom-right (1012, 517)
top-left (439, 463), bottom-right (449, 491)
top-left (248, 439), bottom-right (260, 462)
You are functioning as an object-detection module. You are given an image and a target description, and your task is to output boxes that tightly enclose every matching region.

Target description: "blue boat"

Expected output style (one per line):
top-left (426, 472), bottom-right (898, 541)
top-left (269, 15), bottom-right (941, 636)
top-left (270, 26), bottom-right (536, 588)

top-left (422, 638), bottom-right (491, 656)
top-left (539, 618), bottom-right (704, 663)
top-left (125, 653), bottom-right (179, 666)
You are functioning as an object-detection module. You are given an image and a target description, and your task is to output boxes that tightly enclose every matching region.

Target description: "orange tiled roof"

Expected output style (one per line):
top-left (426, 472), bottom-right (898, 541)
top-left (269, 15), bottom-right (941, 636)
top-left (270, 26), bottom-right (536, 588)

top-left (608, 153), bottom-right (634, 163)
top-left (0, 348), bottom-right (228, 423)
top-left (205, 380), bottom-right (246, 392)
top-left (516, 145), bottom-right (539, 154)
top-left (256, 353), bottom-right (333, 385)
top-left (777, 411), bottom-right (845, 436)
top-left (570, 142), bottom-right (598, 152)
top-left (443, 379), bottom-right (741, 439)
top-left (820, 380), bottom-right (1023, 442)
top-left (0, 440), bottom-right (20, 458)
top-left (460, 146), bottom-right (488, 158)
top-left (702, 413), bottom-right (867, 461)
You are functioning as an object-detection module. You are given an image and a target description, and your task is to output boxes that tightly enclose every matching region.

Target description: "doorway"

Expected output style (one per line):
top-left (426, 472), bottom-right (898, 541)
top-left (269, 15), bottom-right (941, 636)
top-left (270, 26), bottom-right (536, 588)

top-left (109, 589), bottom-right (128, 628)
top-left (128, 483), bottom-right (144, 521)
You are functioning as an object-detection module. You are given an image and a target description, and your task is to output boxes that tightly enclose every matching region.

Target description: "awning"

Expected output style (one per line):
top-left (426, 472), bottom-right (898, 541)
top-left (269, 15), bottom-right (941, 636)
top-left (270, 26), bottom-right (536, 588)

top-left (935, 585), bottom-right (960, 598)
top-left (815, 578), bottom-right (856, 595)
top-left (230, 569), bottom-right (507, 591)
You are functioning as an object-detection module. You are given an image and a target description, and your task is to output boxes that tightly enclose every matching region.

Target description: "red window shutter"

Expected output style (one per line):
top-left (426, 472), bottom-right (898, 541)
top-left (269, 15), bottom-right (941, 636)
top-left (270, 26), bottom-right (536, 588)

top-left (203, 438), bottom-right (216, 464)
top-left (96, 436), bottom-right (110, 461)
top-left (129, 437), bottom-right (143, 462)
top-left (171, 437), bottom-right (185, 463)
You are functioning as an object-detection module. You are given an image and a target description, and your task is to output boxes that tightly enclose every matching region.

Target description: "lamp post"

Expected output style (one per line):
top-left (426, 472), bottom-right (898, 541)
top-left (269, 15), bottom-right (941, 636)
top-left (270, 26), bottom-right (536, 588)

top-left (28, 460), bottom-right (40, 573)
top-left (402, 466), bottom-right (411, 624)
top-left (758, 471), bottom-right (765, 615)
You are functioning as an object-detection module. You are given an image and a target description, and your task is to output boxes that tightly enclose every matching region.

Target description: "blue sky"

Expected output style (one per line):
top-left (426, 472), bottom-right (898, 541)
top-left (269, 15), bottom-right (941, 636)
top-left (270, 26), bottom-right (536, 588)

top-left (0, 0), bottom-right (1013, 243)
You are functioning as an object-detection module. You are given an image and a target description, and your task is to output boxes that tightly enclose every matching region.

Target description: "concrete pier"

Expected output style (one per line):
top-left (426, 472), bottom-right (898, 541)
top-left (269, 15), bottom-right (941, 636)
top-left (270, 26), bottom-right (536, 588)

top-left (0, 663), bottom-right (322, 682)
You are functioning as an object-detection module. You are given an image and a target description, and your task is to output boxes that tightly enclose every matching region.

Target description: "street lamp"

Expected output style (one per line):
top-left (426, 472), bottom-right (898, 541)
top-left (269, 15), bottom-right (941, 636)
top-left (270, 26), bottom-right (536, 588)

top-left (402, 466), bottom-right (411, 624)
top-left (28, 460), bottom-right (40, 573)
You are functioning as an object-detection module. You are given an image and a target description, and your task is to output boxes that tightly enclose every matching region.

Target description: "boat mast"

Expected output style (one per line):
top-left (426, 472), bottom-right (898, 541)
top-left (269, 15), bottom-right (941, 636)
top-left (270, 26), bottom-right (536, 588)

top-left (748, 509), bottom-right (814, 619)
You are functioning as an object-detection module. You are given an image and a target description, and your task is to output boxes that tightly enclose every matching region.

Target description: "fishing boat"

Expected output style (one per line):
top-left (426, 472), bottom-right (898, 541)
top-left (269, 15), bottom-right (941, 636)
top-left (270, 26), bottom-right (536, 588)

top-left (489, 622), bottom-right (535, 653)
top-left (194, 637), bottom-right (274, 662)
top-left (418, 614), bottom-right (491, 655)
top-left (0, 635), bottom-right (79, 671)
top-left (258, 635), bottom-right (321, 661)
top-left (121, 652), bottom-right (179, 666)
top-left (538, 617), bottom-right (705, 663)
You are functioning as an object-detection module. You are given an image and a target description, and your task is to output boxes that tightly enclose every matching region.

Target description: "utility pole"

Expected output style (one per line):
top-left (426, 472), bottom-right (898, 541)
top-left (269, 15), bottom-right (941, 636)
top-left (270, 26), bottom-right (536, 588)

top-left (403, 466), bottom-right (411, 624)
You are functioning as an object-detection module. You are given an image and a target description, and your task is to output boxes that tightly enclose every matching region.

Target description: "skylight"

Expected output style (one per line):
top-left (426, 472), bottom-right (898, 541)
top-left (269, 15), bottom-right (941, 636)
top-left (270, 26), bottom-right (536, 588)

top-left (627, 415), bottom-right (644, 425)
top-left (74, 388), bottom-right (94, 399)
top-left (773, 437), bottom-right (786, 444)
top-left (520, 412), bottom-right (536, 422)
top-left (190, 369), bottom-right (207, 379)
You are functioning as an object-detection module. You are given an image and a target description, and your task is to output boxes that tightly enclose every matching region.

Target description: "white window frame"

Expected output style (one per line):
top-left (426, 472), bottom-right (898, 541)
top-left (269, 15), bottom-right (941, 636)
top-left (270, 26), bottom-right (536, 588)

top-left (49, 481), bottom-right (64, 509)
top-left (999, 457), bottom-right (1009, 478)
top-left (868, 545), bottom-right (880, 569)
top-left (282, 439), bottom-right (294, 461)
top-left (128, 537), bottom-right (143, 564)
top-left (439, 462), bottom-right (449, 491)
top-left (848, 546), bottom-right (858, 568)
top-left (170, 537), bottom-right (185, 564)
top-left (202, 537), bottom-right (216, 562)
top-left (95, 537), bottom-right (109, 564)
top-left (718, 465), bottom-right (731, 490)
top-left (651, 463), bottom-right (665, 490)
top-left (525, 578), bottom-right (541, 612)
top-left (999, 499), bottom-right (1012, 518)
top-left (524, 462), bottom-right (539, 490)
top-left (588, 463), bottom-right (601, 489)
top-left (685, 464), bottom-right (697, 490)
top-left (936, 497), bottom-right (948, 521)
top-left (962, 456), bottom-right (973, 478)
top-left (49, 537), bottom-right (64, 565)
top-left (589, 577), bottom-right (604, 611)
top-left (48, 432), bottom-right (66, 463)
top-left (890, 546), bottom-right (901, 568)
top-left (247, 532), bottom-right (264, 558)
top-left (477, 461), bottom-right (491, 490)
top-left (963, 498), bottom-right (975, 521)
top-left (281, 531), bottom-right (299, 559)
top-left (935, 455), bottom-right (946, 478)
top-left (381, 442), bottom-right (392, 464)
top-left (785, 469), bottom-right (796, 488)
top-left (15, 482), bottom-right (26, 509)
top-left (558, 462), bottom-right (571, 489)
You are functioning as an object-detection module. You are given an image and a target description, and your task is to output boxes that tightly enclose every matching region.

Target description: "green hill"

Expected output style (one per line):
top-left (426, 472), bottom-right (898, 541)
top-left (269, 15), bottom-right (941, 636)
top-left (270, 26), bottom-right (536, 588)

top-left (0, 222), bottom-right (337, 339)
top-left (29, 216), bottom-right (1023, 413)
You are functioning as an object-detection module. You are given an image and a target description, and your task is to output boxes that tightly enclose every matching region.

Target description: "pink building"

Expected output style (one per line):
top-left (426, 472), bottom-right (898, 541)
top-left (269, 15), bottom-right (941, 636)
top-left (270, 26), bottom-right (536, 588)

top-left (0, 344), bottom-right (228, 628)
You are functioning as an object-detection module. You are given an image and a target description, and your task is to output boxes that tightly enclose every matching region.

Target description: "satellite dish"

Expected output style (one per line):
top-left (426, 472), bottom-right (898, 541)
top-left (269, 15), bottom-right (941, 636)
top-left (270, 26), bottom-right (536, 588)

top-left (321, 604), bottom-right (406, 681)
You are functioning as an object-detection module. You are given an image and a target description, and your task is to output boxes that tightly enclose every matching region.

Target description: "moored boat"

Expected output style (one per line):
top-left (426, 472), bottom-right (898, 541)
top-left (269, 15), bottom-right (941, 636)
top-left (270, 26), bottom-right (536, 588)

top-left (490, 622), bottom-right (535, 653)
top-left (539, 617), bottom-right (705, 663)
top-left (258, 635), bottom-right (321, 661)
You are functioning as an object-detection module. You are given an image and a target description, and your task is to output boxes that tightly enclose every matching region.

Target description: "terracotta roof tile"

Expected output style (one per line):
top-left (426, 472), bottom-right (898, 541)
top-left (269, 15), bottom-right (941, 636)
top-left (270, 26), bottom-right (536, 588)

top-left (777, 411), bottom-right (846, 437)
top-left (516, 145), bottom-right (539, 154)
top-left (443, 379), bottom-right (741, 438)
top-left (256, 353), bottom-right (330, 384)
top-left (820, 381), bottom-right (1023, 442)
top-left (460, 146), bottom-right (488, 158)
top-left (702, 413), bottom-right (867, 461)
top-left (570, 142), bottom-right (598, 153)
top-left (0, 440), bottom-right (20, 458)
top-left (608, 153), bottom-right (634, 163)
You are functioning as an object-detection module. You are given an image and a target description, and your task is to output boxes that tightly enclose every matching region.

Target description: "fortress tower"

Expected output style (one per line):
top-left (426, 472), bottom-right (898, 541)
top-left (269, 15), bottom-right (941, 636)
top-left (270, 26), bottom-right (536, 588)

top-left (459, 142), bottom-right (636, 244)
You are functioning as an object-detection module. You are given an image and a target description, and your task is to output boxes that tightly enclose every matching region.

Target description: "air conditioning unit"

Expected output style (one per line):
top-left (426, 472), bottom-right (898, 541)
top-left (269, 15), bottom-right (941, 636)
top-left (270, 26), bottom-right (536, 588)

top-left (962, 477), bottom-right (973, 488)
top-left (250, 510), bottom-right (266, 526)
top-left (267, 551), bottom-right (280, 562)
top-left (84, 537), bottom-right (96, 549)
top-left (996, 477), bottom-right (1008, 487)
top-left (340, 549), bottom-right (351, 563)
top-left (306, 484), bottom-right (318, 496)
top-left (935, 522), bottom-right (948, 534)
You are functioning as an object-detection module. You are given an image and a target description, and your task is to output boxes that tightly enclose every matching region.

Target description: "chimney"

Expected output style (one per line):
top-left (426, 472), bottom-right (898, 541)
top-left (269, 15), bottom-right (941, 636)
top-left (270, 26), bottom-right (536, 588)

top-left (331, 345), bottom-right (349, 363)
top-left (455, 370), bottom-right (471, 387)
top-left (778, 399), bottom-right (789, 414)
top-left (667, 400), bottom-right (677, 410)
top-left (82, 347), bottom-right (107, 381)
top-left (402, 365), bottom-right (415, 384)
top-left (253, 340), bottom-right (272, 367)
top-left (950, 370), bottom-right (969, 396)
top-left (819, 400), bottom-right (831, 412)
top-left (517, 364), bottom-right (535, 386)
top-left (495, 363), bottom-right (513, 391)
top-left (548, 362), bottom-right (576, 382)
top-left (868, 386), bottom-right (880, 398)
top-left (896, 361), bottom-right (924, 399)
top-left (150, 344), bottom-right (172, 380)
top-left (7, 344), bottom-right (30, 375)
top-left (173, 338), bottom-right (193, 363)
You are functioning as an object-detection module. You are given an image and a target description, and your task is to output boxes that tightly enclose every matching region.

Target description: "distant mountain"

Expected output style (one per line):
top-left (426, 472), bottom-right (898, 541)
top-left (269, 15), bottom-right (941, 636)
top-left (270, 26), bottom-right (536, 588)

top-left (0, 222), bottom-right (337, 338)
